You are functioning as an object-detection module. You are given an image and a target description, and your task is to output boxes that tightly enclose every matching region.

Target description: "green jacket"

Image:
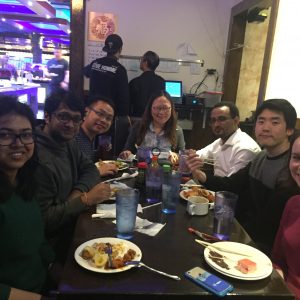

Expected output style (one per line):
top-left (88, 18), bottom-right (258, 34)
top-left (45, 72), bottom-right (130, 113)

top-left (0, 195), bottom-right (54, 300)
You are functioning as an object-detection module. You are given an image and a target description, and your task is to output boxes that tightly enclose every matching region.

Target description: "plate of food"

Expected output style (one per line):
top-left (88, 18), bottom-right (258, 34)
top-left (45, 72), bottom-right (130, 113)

top-left (95, 160), bottom-right (129, 171)
top-left (204, 241), bottom-right (273, 280)
top-left (180, 186), bottom-right (215, 203)
top-left (74, 237), bottom-right (142, 273)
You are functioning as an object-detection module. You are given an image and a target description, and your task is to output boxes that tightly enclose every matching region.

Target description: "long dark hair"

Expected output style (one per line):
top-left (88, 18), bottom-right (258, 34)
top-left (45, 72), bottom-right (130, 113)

top-left (136, 90), bottom-right (178, 148)
top-left (0, 95), bottom-right (38, 202)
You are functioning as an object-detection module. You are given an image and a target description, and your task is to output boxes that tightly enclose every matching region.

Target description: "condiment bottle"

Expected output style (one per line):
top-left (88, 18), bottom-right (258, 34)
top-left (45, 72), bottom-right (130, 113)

top-left (145, 155), bottom-right (162, 204)
top-left (136, 161), bottom-right (147, 187)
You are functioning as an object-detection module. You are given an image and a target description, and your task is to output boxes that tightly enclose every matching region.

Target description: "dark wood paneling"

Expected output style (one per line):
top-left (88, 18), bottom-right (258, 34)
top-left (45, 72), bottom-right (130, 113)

top-left (69, 0), bottom-right (85, 99)
top-left (257, 0), bottom-right (280, 105)
top-left (222, 11), bottom-right (247, 102)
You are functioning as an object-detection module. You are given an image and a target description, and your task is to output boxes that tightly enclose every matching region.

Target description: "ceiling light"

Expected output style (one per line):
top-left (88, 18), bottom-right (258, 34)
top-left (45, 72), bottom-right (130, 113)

top-left (67, 29), bottom-right (71, 34)
top-left (28, 1), bottom-right (33, 6)
top-left (1, 18), bottom-right (6, 22)
top-left (46, 14), bottom-right (51, 19)
top-left (18, 24), bottom-right (24, 30)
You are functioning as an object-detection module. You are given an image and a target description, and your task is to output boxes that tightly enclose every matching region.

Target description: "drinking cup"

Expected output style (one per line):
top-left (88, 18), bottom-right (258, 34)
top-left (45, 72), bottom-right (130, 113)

top-left (213, 191), bottom-right (238, 241)
top-left (136, 147), bottom-right (151, 163)
top-left (186, 196), bottom-right (209, 216)
top-left (97, 135), bottom-right (112, 160)
top-left (178, 150), bottom-right (191, 176)
top-left (162, 171), bottom-right (180, 214)
top-left (116, 189), bottom-right (139, 240)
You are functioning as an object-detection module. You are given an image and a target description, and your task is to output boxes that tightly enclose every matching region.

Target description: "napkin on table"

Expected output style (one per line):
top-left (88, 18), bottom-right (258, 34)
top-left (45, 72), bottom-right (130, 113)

top-left (92, 203), bottom-right (143, 219)
top-left (135, 216), bottom-right (166, 237)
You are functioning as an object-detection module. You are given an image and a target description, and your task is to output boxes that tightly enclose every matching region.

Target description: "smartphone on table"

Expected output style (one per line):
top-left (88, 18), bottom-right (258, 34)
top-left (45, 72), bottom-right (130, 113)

top-left (185, 266), bottom-right (233, 297)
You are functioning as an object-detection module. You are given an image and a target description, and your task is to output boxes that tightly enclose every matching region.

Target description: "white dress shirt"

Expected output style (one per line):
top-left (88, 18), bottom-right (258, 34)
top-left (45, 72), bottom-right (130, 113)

top-left (196, 128), bottom-right (261, 177)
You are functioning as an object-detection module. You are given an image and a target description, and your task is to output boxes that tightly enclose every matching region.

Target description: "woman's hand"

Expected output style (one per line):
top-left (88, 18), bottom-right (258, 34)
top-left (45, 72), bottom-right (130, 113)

top-left (169, 151), bottom-right (179, 165)
top-left (119, 150), bottom-right (132, 159)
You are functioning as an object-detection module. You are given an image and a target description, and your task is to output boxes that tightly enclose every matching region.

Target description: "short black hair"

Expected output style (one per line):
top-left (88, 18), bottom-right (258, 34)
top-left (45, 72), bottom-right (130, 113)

top-left (211, 101), bottom-right (240, 119)
top-left (142, 51), bottom-right (160, 71)
top-left (86, 94), bottom-right (115, 113)
top-left (254, 99), bottom-right (297, 129)
top-left (44, 90), bottom-right (85, 118)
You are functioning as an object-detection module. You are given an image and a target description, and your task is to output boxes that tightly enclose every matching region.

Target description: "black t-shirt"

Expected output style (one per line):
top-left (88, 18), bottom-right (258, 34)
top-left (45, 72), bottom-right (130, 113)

top-left (83, 56), bottom-right (130, 116)
top-left (47, 58), bottom-right (68, 87)
top-left (129, 71), bottom-right (165, 117)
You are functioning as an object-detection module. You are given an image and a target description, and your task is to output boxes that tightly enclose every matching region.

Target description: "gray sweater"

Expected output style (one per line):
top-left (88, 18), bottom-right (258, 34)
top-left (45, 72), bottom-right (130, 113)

top-left (35, 127), bottom-right (100, 236)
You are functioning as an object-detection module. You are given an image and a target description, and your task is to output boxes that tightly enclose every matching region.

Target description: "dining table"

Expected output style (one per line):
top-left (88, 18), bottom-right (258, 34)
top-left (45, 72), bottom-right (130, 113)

top-left (57, 176), bottom-right (294, 300)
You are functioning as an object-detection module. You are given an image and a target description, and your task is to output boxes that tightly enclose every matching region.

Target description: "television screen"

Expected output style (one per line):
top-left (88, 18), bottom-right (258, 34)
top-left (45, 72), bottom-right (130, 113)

top-left (165, 80), bottom-right (182, 104)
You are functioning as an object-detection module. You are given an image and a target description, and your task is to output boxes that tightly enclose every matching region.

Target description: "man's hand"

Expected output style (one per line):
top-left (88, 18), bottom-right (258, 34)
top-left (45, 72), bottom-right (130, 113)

top-left (98, 162), bottom-right (118, 177)
top-left (119, 150), bottom-right (133, 160)
top-left (87, 183), bottom-right (111, 204)
top-left (186, 152), bottom-right (207, 183)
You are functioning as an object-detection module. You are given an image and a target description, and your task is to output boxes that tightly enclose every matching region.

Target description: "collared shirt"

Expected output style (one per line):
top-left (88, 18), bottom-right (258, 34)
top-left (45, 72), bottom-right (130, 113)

top-left (75, 127), bottom-right (96, 162)
top-left (196, 128), bottom-right (261, 176)
top-left (140, 123), bottom-right (172, 152)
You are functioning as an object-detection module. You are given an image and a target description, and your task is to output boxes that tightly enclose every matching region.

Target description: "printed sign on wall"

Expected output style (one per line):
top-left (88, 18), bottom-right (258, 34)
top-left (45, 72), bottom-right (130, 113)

top-left (88, 12), bottom-right (118, 42)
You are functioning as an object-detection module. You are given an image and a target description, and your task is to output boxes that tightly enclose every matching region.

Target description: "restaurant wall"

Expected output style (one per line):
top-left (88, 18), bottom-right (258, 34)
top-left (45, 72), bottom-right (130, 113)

top-left (84, 0), bottom-right (240, 94)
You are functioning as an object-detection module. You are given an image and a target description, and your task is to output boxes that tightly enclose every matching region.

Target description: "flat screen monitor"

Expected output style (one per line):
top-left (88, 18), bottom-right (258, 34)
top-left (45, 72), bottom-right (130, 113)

top-left (165, 80), bottom-right (182, 104)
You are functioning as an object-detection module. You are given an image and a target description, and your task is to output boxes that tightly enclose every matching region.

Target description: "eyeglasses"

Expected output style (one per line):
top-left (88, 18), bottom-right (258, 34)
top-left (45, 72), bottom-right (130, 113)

top-left (53, 112), bottom-right (82, 125)
top-left (0, 131), bottom-right (34, 146)
top-left (209, 116), bottom-right (231, 125)
top-left (89, 107), bottom-right (114, 122)
top-left (152, 106), bottom-right (172, 113)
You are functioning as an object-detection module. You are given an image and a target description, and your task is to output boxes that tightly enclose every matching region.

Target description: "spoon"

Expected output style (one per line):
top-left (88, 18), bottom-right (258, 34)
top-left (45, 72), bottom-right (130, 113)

top-left (125, 261), bottom-right (181, 281)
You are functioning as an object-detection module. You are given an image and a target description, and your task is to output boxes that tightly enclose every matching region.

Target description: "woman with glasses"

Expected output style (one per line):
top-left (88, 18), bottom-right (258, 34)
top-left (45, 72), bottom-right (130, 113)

top-left (120, 90), bottom-right (185, 162)
top-left (0, 95), bottom-right (54, 300)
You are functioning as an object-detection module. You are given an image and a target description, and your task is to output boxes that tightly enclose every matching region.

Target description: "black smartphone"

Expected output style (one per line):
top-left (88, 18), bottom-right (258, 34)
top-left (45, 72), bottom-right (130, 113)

top-left (185, 266), bottom-right (233, 297)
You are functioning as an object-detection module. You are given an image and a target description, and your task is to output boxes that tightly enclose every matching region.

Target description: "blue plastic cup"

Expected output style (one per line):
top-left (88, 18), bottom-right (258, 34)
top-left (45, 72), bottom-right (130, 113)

top-left (162, 171), bottom-right (180, 214)
top-left (136, 147), bottom-right (151, 163)
top-left (116, 189), bottom-right (139, 240)
top-left (213, 191), bottom-right (238, 241)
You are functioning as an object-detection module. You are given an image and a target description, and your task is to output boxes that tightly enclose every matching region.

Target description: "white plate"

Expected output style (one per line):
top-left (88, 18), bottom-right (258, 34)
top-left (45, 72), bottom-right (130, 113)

top-left (95, 160), bottom-right (129, 171)
top-left (74, 237), bottom-right (142, 273)
top-left (204, 241), bottom-right (273, 280)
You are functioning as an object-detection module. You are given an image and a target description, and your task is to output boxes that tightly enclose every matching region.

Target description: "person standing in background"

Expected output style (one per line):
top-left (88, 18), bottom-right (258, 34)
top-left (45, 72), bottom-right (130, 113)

top-left (0, 54), bottom-right (17, 80)
top-left (129, 51), bottom-right (165, 117)
top-left (45, 48), bottom-right (69, 94)
top-left (83, 34), bottom-right (130, 116)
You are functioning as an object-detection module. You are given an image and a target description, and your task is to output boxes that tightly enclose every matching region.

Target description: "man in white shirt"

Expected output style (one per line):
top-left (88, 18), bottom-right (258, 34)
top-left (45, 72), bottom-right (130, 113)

top-left (197, 101), bottom-right (260, 176)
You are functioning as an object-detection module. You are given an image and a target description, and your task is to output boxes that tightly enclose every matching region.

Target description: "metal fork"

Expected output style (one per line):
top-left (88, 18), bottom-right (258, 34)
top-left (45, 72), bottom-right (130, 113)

top-left (105, 243), bottom-right (113, 268)
top-left (125, 261), bottom-right (181, 280)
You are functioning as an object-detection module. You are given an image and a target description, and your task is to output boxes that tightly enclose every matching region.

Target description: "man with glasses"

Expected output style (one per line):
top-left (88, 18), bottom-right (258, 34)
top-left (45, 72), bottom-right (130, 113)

top-left (35, 90), bottom-right (111, 262)
top-left (129, 51), bottom-right (165, 117)
top-left (195, 101), bottom-right (260, 176)
top-left (75, 95), bottom-right (118, 176)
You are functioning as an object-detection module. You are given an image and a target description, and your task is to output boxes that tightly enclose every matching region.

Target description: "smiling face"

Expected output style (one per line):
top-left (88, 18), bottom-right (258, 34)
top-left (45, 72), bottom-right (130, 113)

top-left (290, 137), bottom-right (300, 187)
top-left (0, 113), bottom-right (34, 181)
top-left (255, 108), bottom-right (293, 156)
top-left (151, 96), bottom-right (172, 128)
top-left (44, 102), bottom-right (82, 143)
top-left (82, 100), bottom-right (114, 139)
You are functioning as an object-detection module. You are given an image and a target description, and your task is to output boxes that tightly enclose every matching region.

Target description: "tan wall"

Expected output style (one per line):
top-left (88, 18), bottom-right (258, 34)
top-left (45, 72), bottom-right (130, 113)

top-left (235, 8), bottom-right (270, 121)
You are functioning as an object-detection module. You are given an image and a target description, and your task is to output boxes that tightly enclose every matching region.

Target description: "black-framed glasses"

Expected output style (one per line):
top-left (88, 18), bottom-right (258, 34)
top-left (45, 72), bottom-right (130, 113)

top-left (0, 131), bottom-right (34, 146)
top-left (53, 112), bottom-right (82, 125)
top-left (209, 116), bottom-right (232, 125)
top-left (89, 107), bottom-right (114, 122)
